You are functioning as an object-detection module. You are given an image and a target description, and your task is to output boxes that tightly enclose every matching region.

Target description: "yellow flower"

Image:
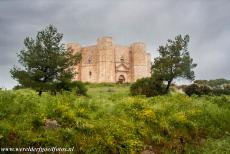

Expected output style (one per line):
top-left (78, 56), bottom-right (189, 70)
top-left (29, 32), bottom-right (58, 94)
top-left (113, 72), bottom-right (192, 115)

top-left (174, 112), bottom-right (187, 124)
top-left (187, 109), bottom-right (202, 116)
top-left (78, 108), bottom-right (85, 113)
top-left (141, 109), bottom-right (156, 120)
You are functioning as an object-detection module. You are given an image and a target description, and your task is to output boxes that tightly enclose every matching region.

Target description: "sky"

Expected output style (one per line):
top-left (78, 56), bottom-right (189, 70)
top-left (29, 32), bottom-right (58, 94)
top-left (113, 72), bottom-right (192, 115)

top-left (0, 0), bottom-right (230, 89)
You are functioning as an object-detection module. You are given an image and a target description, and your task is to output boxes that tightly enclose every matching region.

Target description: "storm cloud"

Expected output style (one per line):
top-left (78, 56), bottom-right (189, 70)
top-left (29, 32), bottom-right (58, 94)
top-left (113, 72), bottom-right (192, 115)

top-left (0, 0), bottom-right (230, 88)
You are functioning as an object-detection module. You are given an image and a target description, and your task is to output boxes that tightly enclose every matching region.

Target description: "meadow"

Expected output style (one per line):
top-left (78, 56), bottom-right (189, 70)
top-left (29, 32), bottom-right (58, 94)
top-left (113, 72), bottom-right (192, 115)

top-left (0, 84), bottom-right (230, 153)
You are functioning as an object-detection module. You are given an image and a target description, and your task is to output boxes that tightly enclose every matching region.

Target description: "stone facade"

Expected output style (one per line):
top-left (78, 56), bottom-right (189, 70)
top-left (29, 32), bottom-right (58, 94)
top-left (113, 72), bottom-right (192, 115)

top-left (67, 37), bottom-right (151, 83)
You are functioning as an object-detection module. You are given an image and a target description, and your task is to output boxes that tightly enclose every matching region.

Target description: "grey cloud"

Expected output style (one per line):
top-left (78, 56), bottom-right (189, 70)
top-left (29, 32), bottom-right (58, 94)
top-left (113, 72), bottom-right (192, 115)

top-left (0, 0), bottom-right (230, 88)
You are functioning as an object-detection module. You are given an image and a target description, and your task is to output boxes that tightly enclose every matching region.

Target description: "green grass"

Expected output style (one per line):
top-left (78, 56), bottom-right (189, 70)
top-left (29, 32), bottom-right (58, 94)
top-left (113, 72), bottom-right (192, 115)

top-left (0, 84), bottom-right (229, 153)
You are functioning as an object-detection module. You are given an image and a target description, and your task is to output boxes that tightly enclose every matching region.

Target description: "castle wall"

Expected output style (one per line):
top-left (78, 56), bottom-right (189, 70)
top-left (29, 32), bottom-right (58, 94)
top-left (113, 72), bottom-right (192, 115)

top-left (67, 37), bottom-right (151, 83)
top-left (131, 42), bottom-right (149, 81)
top-left (80, 46), bottom-right (98, 82)
top-left (146, 53), bottom-right (152, 77)
top-left (67, 43), bottom-right (81, 80)
top-left (114, 45), bottom-right (130, 64)
top-left (114, 45), bottom-right (131, 82)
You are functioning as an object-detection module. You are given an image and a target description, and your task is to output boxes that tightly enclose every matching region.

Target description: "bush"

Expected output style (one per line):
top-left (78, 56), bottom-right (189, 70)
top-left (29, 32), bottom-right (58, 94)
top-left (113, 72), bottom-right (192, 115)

top-left (184, 84), bottom-right (212, 96)
top-left (31, 115), bottom-right (44, 129)
top-left (73, 81), bottom-right (87, 96)
top-left (185, 83), bottom-right (230, 96)
top-left (55, 81), bottom-right (87, 96)
top-left (130, 77), bottom-right (166, 97)
top-left (212, 88), bottom-right (230, 96)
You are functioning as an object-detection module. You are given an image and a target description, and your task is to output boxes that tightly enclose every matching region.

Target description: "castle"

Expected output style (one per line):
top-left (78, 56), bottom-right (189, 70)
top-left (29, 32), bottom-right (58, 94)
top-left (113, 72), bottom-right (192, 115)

top-left (67, 37), bottom-right (151, 83)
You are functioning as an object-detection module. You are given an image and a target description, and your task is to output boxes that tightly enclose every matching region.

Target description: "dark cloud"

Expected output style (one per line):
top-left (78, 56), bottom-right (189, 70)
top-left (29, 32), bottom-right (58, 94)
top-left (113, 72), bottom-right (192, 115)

top-left (0, 0), bottom-right (230, 88)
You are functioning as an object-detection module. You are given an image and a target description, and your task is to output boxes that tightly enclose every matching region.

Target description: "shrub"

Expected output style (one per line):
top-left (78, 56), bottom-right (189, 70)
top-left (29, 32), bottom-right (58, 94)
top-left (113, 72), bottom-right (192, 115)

top-left (184, 84), bottom-right (212, 96)
top-left (185, 83), bottom-right (230, 96)
top-left (73, 81), bottom-right (87, 96)
top-left (212, 88), bottom-right (230, 96)
top-left (31, 115), bottom-right (44, 129)
top-left (55, 81), bottom-right (87, 96)
top-left (52, 80), bottom-right (87, 96)
top-left (130, 77), bottom-right (166, 97)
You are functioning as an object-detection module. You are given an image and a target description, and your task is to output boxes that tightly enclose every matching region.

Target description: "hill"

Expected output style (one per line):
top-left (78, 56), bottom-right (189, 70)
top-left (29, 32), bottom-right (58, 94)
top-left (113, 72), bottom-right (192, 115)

top-left (0, 84), bottom-right (229, 153)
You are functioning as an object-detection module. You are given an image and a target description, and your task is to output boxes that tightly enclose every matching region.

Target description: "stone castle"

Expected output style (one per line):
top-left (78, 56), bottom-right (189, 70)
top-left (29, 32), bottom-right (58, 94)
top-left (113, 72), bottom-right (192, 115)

top-left (67, 37), bottom-right (151, 83)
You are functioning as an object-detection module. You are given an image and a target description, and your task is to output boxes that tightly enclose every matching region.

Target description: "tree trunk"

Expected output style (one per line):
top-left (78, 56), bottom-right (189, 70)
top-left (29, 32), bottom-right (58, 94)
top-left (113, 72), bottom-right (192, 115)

top-left (38, 90), bottom-right (42, 96)
top-left (165, 79), bottom-right (173, 93)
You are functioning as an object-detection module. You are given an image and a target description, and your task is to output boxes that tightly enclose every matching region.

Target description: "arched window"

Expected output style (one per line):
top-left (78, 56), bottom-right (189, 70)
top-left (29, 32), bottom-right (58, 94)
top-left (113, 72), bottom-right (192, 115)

top-left (89, 71), bottom-right (92, 77)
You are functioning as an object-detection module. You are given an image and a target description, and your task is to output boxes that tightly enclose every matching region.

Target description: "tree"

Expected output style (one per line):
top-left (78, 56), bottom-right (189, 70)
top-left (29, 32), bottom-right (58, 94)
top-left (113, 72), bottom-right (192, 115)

top-left (10, 25), bottom-right (81, 95)
top-left (152, 35), bottom-right (197, 93)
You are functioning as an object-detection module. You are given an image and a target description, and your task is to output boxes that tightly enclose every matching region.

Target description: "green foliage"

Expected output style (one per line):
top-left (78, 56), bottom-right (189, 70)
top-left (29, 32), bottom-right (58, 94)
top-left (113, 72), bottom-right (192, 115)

top-left (54, 80), bottom-right (87, 96)
top-left (184, 84), bottom-right (212, 96)
top-left (152, 34), bottom-right (197, 92)
top-left (195, 78), bottom-right (230, 88)
top-left (195, 136), bottom-right (230, 153)
top-left (130, 77), bottom-right (166, 97)
top-left (212, 88), bottom-right (230, 96)
top-left (10, 25), bottom-right (81, 95)
top-left (0, 85), bottom-right (230, 153)
top-left (194, 78), bottom-right (230, 96)
top-left (73, 81), bottom-right (87, 96)
top-left (31, 114), bottom-right (44, 129)
top-left (184, 83), bottom-right (230, 96)
top-left (85, 82), bottom-right (117, 87)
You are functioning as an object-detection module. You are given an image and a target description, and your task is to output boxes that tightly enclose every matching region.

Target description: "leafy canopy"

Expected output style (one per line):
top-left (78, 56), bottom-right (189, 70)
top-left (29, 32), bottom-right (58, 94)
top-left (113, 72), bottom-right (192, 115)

top-left (10, 25), bottom-right (81, 95)
top-left (152, 34), bottom-right (197, 92)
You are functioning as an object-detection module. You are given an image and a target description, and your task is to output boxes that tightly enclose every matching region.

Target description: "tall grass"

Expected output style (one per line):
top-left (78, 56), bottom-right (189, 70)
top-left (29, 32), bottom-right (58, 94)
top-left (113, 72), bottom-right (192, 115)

top-left (0, 85), bottom-right (229, 153)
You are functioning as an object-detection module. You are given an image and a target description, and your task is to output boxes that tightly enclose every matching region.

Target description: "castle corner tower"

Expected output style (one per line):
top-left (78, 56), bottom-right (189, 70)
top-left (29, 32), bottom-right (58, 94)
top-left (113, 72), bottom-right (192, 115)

top-left (97, 37), bottom-right (115, 82)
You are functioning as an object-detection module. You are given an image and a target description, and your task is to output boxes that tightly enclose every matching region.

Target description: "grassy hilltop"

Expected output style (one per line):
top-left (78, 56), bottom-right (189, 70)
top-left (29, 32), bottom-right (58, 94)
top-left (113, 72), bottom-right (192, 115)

top-left (0, 84), bottom-right (230, 153)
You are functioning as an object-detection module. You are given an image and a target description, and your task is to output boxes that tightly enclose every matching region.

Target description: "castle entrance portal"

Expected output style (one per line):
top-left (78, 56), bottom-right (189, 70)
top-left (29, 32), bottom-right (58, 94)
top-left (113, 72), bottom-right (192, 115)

top-left (118, 75), bottom-right (125, 84)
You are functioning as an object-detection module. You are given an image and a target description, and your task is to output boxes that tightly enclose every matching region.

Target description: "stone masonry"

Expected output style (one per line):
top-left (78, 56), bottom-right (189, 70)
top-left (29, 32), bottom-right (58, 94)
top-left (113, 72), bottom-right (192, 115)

top-left (67, 37), bottom-right (151, 83)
